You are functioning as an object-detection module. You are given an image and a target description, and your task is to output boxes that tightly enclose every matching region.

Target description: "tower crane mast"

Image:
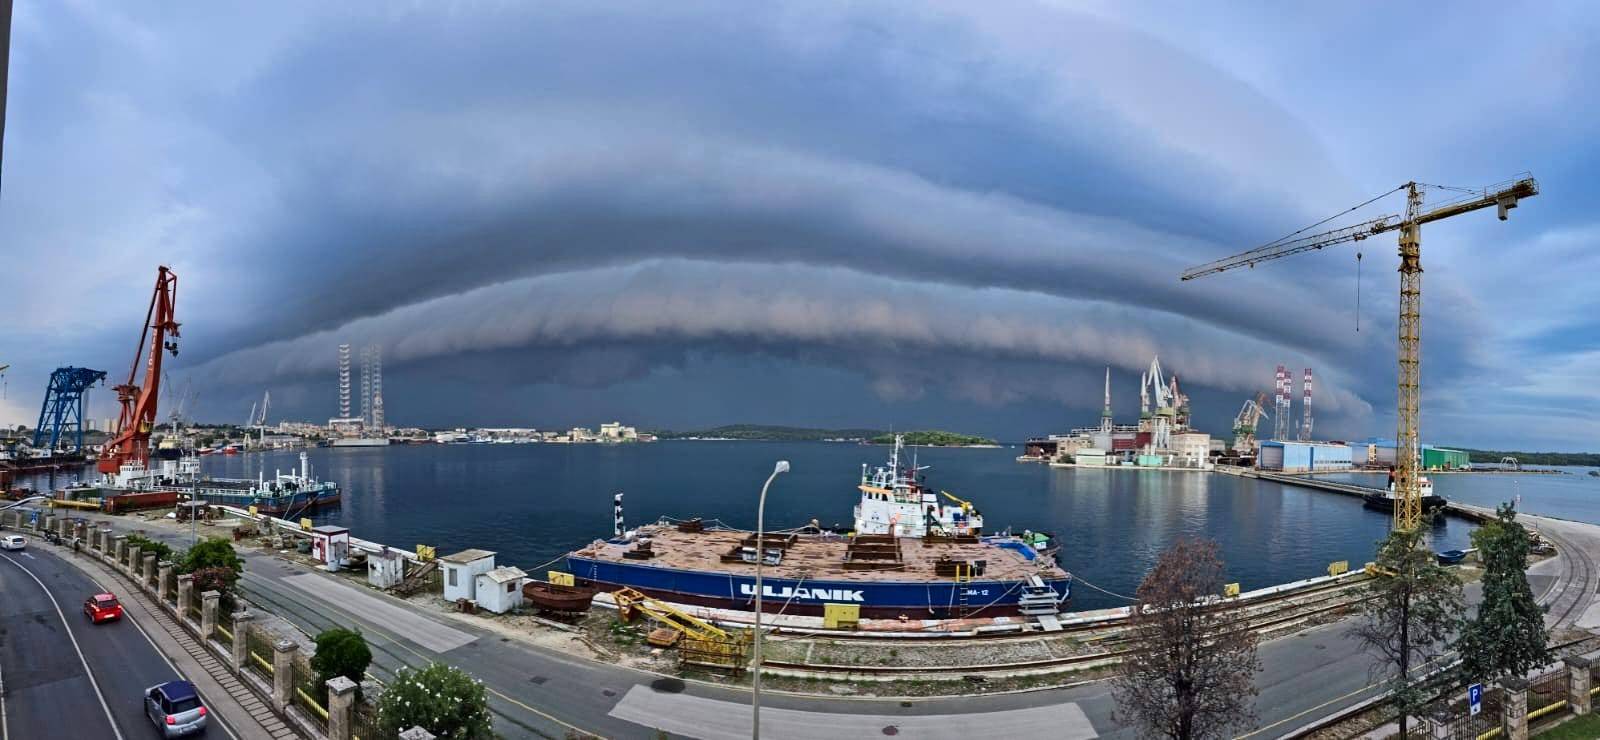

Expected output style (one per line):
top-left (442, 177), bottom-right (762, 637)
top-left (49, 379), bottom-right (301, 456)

top-left (98, 266), bottom-right (180, 475)
top-left (1182, 175), bottom-right (1537, 531)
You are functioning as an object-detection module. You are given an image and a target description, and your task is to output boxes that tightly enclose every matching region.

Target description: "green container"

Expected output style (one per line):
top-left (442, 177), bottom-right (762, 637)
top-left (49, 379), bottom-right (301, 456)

top-left (1137, 454), bottom-right (1165, 467)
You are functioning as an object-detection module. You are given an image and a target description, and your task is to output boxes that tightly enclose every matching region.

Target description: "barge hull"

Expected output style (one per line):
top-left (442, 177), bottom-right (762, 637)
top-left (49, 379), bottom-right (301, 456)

top-left (568, 555), bottom-right (1070, 619)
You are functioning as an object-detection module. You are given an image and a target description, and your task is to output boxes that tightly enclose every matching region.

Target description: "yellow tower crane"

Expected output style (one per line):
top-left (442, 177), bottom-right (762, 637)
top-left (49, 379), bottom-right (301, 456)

top-left (1181, 174), bottom-right (1538, 531)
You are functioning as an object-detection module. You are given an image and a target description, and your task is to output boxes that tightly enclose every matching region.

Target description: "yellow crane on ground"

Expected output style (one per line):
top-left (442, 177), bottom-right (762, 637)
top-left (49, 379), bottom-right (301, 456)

top-left (1182, 175), bottom-right (1538, 531)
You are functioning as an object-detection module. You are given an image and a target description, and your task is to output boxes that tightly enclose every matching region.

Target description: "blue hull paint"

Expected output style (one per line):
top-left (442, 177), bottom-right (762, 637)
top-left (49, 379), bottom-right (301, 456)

top-left (568, 554), bottom-right (1071, 619)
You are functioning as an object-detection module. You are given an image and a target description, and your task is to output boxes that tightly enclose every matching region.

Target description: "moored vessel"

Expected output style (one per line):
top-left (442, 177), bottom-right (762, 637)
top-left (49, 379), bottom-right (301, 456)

top-left (1362, 472), bottom-right (1447, 513)
top-left (92, 452), bottom-right (341, 515)
top-left (565, 436), bottom-right (1072, 619)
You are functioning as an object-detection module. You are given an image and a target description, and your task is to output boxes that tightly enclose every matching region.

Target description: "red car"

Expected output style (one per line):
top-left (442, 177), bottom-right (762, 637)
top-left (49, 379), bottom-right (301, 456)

top-left (84, 593), bottom-right (124, 623)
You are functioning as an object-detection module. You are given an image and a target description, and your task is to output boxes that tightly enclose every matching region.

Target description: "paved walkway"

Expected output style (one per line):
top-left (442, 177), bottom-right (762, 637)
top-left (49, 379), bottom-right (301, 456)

top-left (63, 546), bottom-right (293, 740)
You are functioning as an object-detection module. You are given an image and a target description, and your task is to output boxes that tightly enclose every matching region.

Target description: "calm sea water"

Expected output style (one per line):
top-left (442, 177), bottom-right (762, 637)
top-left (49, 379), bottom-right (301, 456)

top-left (170, 442), bottom-right (1485, 612)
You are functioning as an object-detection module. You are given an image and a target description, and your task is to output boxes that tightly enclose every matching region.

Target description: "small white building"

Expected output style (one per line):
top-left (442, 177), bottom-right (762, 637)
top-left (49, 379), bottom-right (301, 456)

top-left (473, 567), bottom-right (527, 614)
top-left (310, 526), bottom-right (351, 569)
top-left (1171, 432), bottom-right (1213, 468)
top-left (1074, 448), bottom-right (1108, 466)
top-left (440, 549), bottom-right (497, 603)
top-left (367, 548), bottom-right (407, 589)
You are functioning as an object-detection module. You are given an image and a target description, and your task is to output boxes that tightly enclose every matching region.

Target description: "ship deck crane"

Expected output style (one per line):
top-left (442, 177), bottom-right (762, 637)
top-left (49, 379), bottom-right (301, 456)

top-left (1183, 175), bottom-right (1538, 531)
top-left (98, 266), bottom-right (180, 475)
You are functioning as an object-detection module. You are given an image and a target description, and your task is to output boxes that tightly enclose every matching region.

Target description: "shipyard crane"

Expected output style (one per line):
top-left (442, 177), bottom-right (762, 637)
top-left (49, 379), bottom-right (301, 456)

top-left (98, 266), bottom-right (180, 475)
top-left (1232, 392), bottom-right (1270, 455)
top-left (1182, 175), bottom-right (1538, 531)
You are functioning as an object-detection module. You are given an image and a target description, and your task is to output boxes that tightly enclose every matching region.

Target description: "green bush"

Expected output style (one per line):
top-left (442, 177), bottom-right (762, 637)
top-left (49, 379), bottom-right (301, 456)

top-left (375, 663), bottom-right (492, 739)
top-left (310, 628), bottom-right (372, 702)
top-left (178, 537), bottom-right (243, 576)
top-left (126, 534), bottom-right (174, 562)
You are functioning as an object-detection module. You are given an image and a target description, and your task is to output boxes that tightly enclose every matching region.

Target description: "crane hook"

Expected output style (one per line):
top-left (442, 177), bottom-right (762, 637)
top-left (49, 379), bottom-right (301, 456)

top-left (1355, 251), bottom-right (1363, 332)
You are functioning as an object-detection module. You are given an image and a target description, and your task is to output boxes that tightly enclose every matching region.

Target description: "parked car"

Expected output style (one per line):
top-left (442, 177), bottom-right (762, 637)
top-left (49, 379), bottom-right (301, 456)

top-left (84, 593), bottom-right (124, 623)
top-left (0, 535), bottom-right (25, 550)
top-left (144, 680), bottom-right (208, 737)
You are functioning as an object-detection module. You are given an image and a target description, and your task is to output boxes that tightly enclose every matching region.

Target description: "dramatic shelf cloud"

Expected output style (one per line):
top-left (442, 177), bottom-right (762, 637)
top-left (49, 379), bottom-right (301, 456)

top-left (2, 2), bottom-right (1595, 448)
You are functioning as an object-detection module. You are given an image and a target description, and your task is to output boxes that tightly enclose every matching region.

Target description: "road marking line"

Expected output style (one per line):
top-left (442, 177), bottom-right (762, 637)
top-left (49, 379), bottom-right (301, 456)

top-left (63, 550), bottom-right (244, 740)
top-left (0, 552), bottom-right (125, 740)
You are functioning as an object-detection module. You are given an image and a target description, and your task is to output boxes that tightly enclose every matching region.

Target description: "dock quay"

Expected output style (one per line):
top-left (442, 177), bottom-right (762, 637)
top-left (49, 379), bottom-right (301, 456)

top-left (1215, 465), bottom-right (1493, 523)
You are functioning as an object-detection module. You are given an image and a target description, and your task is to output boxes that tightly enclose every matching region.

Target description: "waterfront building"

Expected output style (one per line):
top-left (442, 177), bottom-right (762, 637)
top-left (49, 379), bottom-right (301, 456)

top-left (1258, 441), bottom-right (1354, 472)
top-left (440, 549), bottom-right (497, 603)
top-left (473, 567), bottom-right (528, 614)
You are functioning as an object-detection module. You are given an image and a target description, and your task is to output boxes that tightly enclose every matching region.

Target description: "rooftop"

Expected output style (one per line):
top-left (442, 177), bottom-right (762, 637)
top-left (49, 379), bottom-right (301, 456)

top-left (479, 566), bottom-right (527, 584)
top-left (440, 548), bottom-right (496, 564)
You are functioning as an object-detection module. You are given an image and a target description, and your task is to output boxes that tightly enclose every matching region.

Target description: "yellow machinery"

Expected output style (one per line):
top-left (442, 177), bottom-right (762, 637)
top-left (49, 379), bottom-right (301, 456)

top-left (823, 603), bottom-right (860, 630)
top-left (1183, 175), bottom-right (1537, 531)
top-left (612, 587), bottom-right (751, 670)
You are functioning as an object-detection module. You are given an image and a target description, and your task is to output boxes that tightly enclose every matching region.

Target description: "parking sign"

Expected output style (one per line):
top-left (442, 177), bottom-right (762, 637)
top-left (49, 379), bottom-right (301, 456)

top-left (1468, 683), bottom-right (1483, 716)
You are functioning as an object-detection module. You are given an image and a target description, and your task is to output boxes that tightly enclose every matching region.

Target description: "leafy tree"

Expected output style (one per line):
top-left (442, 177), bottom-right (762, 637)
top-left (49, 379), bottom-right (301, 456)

top-left (311, 628), bottom-right (372, 702)
top-left (375, 662), bottom-right (492, 740)
top-left (1350, 528), bottom-right (1464, 739)
top-left (1458, 503), bottom-right (1549, 684)
top-left (1111, 537), bottom-right (1262, 739)
top-left (178, 536), bottom-right (244, 576)
top-left (126, 533), bottom-right (174, 562)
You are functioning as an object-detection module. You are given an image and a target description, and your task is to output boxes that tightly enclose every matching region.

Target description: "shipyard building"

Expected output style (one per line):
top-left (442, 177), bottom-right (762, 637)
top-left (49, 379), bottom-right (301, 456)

top-left (1256, 441), bottom-right (1354, 473)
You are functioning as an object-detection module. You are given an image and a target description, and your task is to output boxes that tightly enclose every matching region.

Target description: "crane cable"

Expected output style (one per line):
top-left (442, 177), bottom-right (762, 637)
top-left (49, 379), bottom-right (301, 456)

top-left (1258, 183), bottom-right (1407, 251)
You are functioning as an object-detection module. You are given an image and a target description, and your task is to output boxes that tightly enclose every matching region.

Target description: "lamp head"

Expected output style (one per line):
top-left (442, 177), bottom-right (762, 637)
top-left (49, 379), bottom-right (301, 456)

top-left (774, 460), bottom-right (791, 474)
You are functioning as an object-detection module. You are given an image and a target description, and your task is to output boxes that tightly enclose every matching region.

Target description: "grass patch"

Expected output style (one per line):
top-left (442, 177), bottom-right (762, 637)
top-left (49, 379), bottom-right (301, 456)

top-left (1536, 712), bottom-right (1600, 738)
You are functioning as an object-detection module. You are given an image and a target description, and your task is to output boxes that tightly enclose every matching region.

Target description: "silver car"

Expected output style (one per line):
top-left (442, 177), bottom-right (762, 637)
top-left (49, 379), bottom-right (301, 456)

top-left (144, 680), bottom-right (208, 737)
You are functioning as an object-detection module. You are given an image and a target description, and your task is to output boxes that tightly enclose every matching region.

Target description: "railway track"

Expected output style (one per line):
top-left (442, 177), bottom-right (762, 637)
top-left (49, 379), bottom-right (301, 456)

top-left (1536, 524), bottom-right (1598, 628)
top-left (764, 580), bottom-right (1372, 678)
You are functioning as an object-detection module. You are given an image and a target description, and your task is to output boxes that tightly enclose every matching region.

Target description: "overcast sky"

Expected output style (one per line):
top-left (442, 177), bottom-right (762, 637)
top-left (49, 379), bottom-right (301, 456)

top-left (2, 2), bottom-right (1596, 449)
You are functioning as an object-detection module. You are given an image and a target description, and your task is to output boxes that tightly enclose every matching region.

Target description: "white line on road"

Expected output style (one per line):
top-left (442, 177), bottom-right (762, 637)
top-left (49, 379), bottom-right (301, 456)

top-left (0, 552), bottom-right (125, 740)
top-left (71, 556), bottom-right (244, 740)
top-left (609, 685), bottom-right (1100, 739)
top-left (18, 552), bottom-right (33, 560)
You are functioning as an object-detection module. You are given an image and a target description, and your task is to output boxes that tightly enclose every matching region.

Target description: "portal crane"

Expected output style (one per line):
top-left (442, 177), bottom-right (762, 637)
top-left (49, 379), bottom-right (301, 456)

top-left (1232, 392), bottom-right (1269, 455)
top-left (98, 266), bottom-right (181, 475)
top-left (1183, 175), bottom-right (1537, 531)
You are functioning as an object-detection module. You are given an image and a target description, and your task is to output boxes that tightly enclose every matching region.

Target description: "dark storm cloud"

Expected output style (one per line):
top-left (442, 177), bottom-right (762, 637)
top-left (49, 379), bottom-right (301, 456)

top-left (4, 1), bottom-right (1591, 446)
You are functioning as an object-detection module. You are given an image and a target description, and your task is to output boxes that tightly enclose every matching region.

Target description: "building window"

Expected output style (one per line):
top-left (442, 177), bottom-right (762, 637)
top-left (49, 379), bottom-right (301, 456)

top-left (448, 569), bottom-right (457, 587)
top-left (506, 582), bottom-right (515, 594)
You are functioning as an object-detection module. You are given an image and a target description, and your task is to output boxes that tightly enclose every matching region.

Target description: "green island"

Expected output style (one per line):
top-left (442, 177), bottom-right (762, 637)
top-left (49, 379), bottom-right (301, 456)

top-left (869, 430), bottom-right (998, 447)
top-left (1457, 448), bottom-right (1600, 467)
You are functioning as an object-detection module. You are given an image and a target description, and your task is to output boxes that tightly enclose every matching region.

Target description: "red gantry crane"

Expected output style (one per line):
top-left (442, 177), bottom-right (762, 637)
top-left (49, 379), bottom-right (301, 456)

top-left (98, 266), bottom-right (181, 475)
top-left (1182, 175), bottom-right (1537, 531)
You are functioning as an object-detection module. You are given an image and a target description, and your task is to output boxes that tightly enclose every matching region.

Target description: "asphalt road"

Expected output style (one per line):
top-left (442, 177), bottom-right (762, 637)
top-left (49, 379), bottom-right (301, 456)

top-left (72, 509), bottom-right (1600, 740)
top-left (0, 539), bottom-right (240, 740)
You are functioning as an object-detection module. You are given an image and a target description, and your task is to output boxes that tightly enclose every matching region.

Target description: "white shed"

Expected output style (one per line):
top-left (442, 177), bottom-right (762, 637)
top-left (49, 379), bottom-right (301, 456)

top-left (310, 525), bottom-right (351, 569)
top-left (367, 548), bottom-right (407, 589)
top-left (473, 567), bottom-right (527, 614)
top-left (440, 549), bottom-right (496, 603)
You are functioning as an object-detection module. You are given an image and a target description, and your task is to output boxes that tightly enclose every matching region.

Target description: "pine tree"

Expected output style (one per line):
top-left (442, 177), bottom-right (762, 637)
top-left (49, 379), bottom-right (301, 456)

top-left (1350, 527), bottom-right (1464, 739)
top-left (1459, 502), bottom-right (1550, 684)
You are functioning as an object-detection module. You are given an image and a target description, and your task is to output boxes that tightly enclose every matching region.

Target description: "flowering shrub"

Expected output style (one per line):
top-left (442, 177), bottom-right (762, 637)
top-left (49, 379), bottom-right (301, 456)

top-left (374, 662), bottom-right (492, 739)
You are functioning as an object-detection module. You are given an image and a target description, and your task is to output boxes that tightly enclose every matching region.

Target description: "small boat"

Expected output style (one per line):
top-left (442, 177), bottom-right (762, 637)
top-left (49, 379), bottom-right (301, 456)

top-left (521, 579), bottom-right (596, 613)
top-left (1436, 549), bottom-right (1469, 565)
top-left (1363, 474), bottom-right (1447, 513)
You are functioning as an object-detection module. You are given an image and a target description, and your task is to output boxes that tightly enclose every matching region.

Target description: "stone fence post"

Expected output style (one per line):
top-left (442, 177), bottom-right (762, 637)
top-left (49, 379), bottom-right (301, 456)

top-left (271, 639), bottom-right (298, 712)
top-left (1567, 656), bottom-right (1593, 716)
top-left (1502, 676), bottom-right (1529, 740)
top-left (399, 728), bottom-right (437, 740)
top-left (58, 518), bottom-right (71, 540)
top-left (158, 562), bottom-right (174, 602)
top-left (113, 536), bottom-right (128, 566)
top-left (127, 544), bottom-right (142, 575)
top-left (232, 612), bottom-right (253, 673)
top-left (326, 676), bottom-right (357, 740)
top-left (200, 591), bottom-right (220, 641)
top-left (176, 574), bottom-right (194, 620)
top-left (143, 554), bottom-right (157, 591)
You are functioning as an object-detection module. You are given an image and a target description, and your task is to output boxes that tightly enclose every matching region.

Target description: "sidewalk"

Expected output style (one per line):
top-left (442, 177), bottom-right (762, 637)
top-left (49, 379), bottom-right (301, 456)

top-left (63, 546), bottom-right (293, 740)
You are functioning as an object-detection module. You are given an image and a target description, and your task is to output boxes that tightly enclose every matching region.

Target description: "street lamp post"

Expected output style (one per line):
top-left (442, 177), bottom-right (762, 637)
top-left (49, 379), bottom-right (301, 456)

top-left (751, 459), bottom-right (790, 740)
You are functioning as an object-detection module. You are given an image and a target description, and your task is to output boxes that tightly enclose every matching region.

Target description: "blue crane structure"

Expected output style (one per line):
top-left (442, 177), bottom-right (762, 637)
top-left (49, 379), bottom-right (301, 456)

top-left (33, 366), bottom-right (108, 453)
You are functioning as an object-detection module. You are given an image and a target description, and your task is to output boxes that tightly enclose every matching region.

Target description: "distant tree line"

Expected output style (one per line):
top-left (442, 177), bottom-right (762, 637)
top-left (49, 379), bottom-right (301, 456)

top-left (1457, 448), bottom-right (1600, 466)
top-left (868, 430), bottom-right (998, 446)
top-left (650, 424), bottom-right (885, 441)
